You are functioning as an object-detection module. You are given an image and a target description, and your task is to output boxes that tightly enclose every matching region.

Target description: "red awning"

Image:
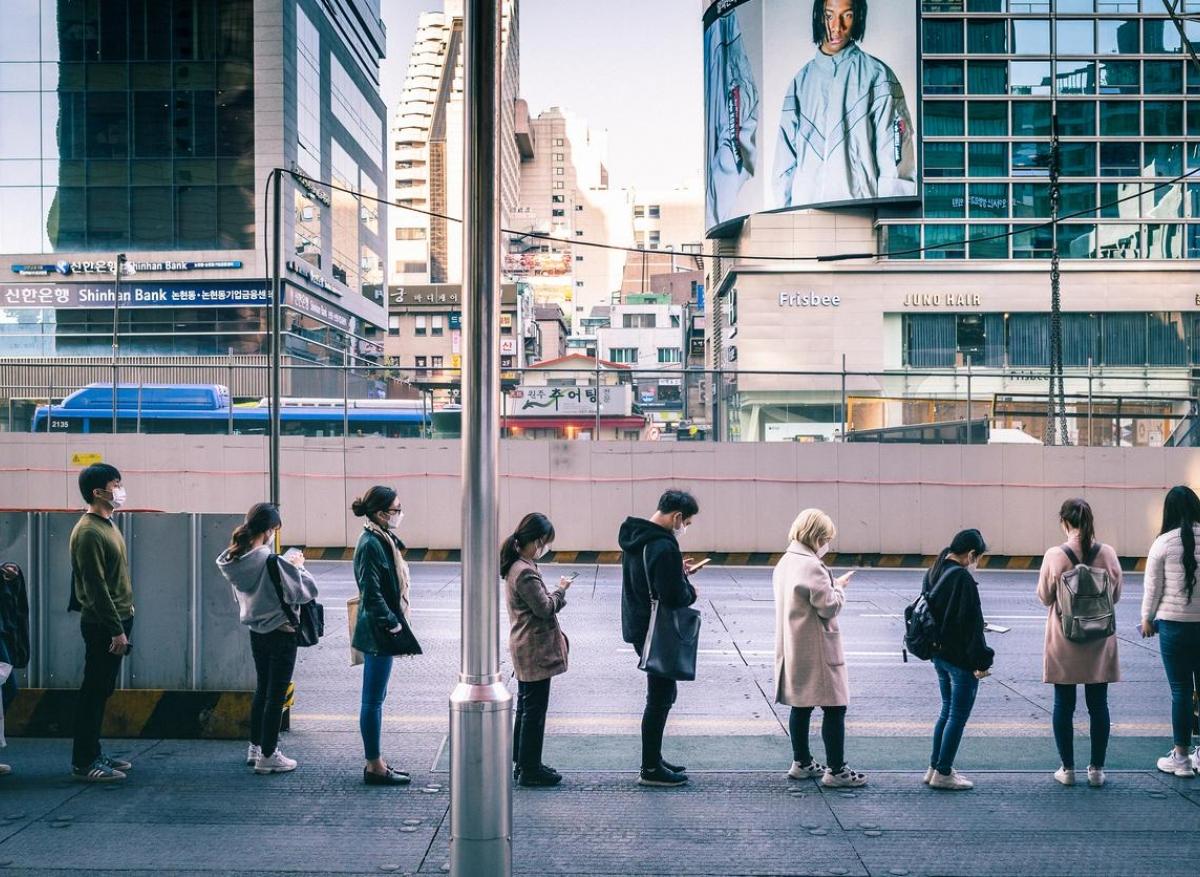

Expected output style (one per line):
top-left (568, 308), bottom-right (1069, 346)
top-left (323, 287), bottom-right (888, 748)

top-left (504, 416), bottom-right (647, 429)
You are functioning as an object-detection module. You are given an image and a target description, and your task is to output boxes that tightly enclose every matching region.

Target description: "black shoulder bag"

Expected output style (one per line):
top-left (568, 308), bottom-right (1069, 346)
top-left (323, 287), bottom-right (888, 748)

top-left (267, 555), bottom-right (324, 648)
top-left (637, 546), bottom-right (702, 681)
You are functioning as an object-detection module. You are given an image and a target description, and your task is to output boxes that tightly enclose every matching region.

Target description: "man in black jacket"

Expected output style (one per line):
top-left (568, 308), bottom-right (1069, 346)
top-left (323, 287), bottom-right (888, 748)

top-left (619, 489), bottom-right (702, 787)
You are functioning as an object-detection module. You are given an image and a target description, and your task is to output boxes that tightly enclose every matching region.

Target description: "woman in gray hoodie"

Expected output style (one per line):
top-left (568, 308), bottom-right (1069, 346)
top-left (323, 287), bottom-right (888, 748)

top-left (216, 503), bottom-right (318, 775)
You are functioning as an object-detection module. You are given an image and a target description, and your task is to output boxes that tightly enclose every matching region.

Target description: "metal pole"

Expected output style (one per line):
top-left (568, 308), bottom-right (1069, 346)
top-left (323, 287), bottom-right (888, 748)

top-left (270, 168), bottom-right (283, 507)
top-left (450, 0), bottom-right (511, 874)
top-left (594, 356), bottom-right (601, 439)
top-left (227, 357), bottom-right (234, 435)
top-left (840, 353), bottom-right (847, 441)
top-left (111, 253), bottom-right (125, 433)
top-left (1087, 357), bottom-right (1094, 447)
top-left (342, 364), bottom-right (350, 439)
top-left (966, 360), bottom-right (972, 445)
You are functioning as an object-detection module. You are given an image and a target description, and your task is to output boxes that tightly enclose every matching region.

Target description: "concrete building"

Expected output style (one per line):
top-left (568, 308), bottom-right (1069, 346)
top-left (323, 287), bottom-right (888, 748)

top-left (532, 303), bottom-right (570, 363)
top-left (708, 3), bottom-right (1200, 446)
top-left (389, 0), bottom-right (522, 286)
top-left (384, 281), bottom-right (535, 390)
top-left (0, 0), bottom-right (389, 388)
top-left (632, 184), bottom-right (705, 254)
top-left (510, 107), bottom-right (632, 330)
top-left (595, 295), bottom-right (696, 434)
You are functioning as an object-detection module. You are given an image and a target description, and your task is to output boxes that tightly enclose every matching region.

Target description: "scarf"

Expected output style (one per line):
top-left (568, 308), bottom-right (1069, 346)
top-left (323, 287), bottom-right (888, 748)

top-left (366, 521), bottom-right (411, 620)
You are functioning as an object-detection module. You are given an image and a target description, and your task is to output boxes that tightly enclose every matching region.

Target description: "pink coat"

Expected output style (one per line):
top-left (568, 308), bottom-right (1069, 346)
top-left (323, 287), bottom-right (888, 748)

top-left (1036, 535), bottom-right (1122, 685)
top-left (773, 542), bottom-right (849, 708)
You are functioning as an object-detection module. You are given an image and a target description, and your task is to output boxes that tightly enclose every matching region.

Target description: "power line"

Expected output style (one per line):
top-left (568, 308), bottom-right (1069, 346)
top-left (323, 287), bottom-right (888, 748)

top-left (290, 167), bottom-right (1200, 265)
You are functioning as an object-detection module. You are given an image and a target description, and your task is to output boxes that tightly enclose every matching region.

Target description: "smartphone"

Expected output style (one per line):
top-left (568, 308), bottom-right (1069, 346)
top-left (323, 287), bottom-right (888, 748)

top-left (690, 557), bottom-right (712, 571)
top-left (984, 623), bottom-right (1011, 634)
top-left (566, 572), bottom-right (580, 582)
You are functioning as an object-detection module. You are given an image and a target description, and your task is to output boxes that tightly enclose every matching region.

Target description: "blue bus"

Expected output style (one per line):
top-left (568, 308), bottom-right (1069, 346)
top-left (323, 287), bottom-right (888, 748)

top-left (32, 384), bottom-right (429, 438)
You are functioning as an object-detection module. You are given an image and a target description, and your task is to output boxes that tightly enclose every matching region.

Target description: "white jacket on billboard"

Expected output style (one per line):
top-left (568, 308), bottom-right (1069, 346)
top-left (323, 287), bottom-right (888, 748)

top-left (773, 40), bottom-right (916, 209)
top-left (703, 0), bottom-right (919, 235)
top-left (705, 13), bottom-right (760, 231)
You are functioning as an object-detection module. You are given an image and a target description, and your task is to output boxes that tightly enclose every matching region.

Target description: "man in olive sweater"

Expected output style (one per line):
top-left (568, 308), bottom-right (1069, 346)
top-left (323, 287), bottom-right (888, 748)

top-left (69, 463), bottom-right (135, 782)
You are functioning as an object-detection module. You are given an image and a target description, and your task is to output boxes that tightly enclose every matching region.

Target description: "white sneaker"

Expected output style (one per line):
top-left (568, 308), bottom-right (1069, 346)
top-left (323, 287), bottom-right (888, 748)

top-left (922, 766), bottom-right (935, 785)
top-left (246, 744), bottom-right (262, 767)
top-left (1157, 749), bottom-right (1196, 778)
top-left (929, 770), bottom-right (974, 790)
top-left (787, 760), bottom-right (827, 780)
top-left (822, 767), bottom-right (868, 788)
top-left (1054, 767), bottom-right (1076, 786)
top-left (1087, 766), bottom-right (1105, 788)
top-left (1191, 748), bottom-right (1200, 773)
top-left (254, 749), bottom-right (297, 775)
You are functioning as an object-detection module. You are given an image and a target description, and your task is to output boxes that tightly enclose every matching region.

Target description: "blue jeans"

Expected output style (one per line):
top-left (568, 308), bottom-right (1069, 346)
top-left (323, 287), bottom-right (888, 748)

top-left (1052, 683), bottom-right (1110, 769)
top-left (930, 655), bottom-right (979, 775)
top-left (1158, 620), bottom-right (1200, 748)
top-left (359, 653), bottom-right (394, 761)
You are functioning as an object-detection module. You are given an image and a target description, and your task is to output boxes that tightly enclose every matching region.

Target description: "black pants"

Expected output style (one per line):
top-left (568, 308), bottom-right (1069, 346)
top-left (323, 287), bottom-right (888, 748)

top-left (641, 672), bottom-right (678, 771)
top-left (512, 678), bottom-right (552, 771)
top-left (1053, 683), bottom-right (1110, 769)
top-left (72, 618), bottom-right (133, 770)
top-left (249, 628), bottom-right (298, 758)
top-left (789, 705), bottom-right (847, 773)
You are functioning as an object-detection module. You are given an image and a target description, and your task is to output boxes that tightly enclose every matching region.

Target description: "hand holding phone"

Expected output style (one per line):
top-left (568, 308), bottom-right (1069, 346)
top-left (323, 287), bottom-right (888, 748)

top-left (560, 573), bottom-right (578, 590)
top-left (685, 557), bottom-right (712, 575)
top-left (835, 570), bottom-right (855, 588)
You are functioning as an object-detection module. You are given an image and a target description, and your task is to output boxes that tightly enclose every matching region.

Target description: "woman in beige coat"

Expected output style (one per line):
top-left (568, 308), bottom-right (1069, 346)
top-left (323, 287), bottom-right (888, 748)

top-left (773, 509), bottom-right (864, 788)
top-left (1036, 498), bottom-right (1122, 788)
top-left (502, 512), bottom-right (573, 788)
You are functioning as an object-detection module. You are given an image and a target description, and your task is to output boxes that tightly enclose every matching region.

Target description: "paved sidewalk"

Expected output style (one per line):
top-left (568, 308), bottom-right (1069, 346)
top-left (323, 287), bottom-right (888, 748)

top-left (1, 563), bottom-right (1198, 876)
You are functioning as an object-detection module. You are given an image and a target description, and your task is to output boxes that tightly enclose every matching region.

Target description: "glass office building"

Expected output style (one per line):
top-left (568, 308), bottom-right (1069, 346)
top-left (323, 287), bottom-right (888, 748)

top-left (710, 1), bottom-right (1200, 443)
top-left (0, 0), bottom-right (387, 369)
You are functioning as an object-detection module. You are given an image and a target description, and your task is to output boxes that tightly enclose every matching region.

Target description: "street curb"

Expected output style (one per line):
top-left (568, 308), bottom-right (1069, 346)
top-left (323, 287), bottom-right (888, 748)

top-left (299, 548), bottom-right (1148, 571)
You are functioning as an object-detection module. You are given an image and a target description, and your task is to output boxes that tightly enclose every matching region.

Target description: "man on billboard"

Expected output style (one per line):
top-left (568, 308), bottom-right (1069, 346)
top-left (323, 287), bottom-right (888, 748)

top-left (705, 11), bottom-right (760, 231)
top-left (773, 0), bottom-right (916, 210)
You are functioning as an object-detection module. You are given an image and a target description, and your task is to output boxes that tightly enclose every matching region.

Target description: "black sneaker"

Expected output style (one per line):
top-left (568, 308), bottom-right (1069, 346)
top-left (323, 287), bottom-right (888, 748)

top-left (638, 766), bottom-right (688, 787)
top-left (540, 763), bottom-right (562, 779)
top-left (661, 758), bottom-right (687, 774)
top-left (72, 758), bottom-right (126, 783)
top-left (517, 765), bottom-right (563, 787)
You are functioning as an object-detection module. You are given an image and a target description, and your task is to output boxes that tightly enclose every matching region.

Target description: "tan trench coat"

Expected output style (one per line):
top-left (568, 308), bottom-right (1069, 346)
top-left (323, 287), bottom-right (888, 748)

top-left (773, 542), bottom-right (849, 708)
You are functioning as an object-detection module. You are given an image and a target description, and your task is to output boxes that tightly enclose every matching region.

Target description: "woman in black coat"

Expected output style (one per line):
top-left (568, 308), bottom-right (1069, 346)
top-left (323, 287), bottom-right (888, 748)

top-left (351, 486), bottom-right (421, 786)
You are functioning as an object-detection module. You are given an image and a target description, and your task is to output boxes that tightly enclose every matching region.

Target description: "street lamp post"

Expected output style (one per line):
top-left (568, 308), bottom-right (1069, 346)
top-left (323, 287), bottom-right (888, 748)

top-left (111, 253), bottom-right (127, 434)
top-left (449, 1), bottom-right (511, 875)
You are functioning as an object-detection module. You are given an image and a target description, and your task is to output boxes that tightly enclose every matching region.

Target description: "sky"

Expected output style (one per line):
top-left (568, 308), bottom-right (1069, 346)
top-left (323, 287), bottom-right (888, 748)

top-left (380, 0), bottom-right (703, 191)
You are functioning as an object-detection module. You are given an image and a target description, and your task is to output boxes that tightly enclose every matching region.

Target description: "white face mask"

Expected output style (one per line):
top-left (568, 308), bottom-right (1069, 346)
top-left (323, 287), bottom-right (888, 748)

top-left (536, 544), bottom-right (550, 560)
top-left (380, 509), bottom-right (403, 530)
top-left (816, 542), bottom-right (831, 559)
top-left (105, 486), bottom-right (126, 509)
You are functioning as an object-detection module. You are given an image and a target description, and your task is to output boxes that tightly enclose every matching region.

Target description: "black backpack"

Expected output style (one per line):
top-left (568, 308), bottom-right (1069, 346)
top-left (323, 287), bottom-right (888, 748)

top-left (904, 567), bottom-right (951, 661)
top-left (0, 562), bottom-right (30, 669)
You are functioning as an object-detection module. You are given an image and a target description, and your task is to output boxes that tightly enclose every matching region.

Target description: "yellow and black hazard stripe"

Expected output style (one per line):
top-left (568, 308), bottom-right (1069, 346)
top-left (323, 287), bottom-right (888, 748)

top-left (5, 689), bottom-right (253, 740)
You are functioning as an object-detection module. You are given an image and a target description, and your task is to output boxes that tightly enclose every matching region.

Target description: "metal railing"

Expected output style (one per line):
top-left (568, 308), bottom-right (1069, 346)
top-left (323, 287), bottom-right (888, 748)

top-left (1, 356), bottom-right (1197, 447)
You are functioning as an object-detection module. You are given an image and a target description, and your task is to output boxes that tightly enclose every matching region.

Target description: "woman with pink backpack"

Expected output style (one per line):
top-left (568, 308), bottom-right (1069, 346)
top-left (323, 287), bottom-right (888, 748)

top-left (1036, 498), bottom-right (1122, 788)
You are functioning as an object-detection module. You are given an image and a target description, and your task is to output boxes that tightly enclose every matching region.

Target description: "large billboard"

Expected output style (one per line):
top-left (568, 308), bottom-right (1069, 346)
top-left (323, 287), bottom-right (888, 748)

top-left (705, 0), bottom-right (919, 236)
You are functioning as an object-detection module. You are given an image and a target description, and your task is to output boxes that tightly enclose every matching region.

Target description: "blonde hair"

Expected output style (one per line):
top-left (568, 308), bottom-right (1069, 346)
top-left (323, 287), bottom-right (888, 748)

top-left (788, 508), bottom-right (836, 552)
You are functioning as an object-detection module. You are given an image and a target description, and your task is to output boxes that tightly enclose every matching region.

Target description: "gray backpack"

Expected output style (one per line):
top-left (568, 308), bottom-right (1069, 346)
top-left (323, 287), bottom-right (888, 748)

top-left (1056, 544), bottom-right (1116, 643)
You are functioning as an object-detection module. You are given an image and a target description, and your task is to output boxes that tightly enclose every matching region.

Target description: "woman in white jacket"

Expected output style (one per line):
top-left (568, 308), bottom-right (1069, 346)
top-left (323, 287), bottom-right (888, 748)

top-left (773, 508), bottom-right (863, 788)
top-left (216, 503), bottom-right (318, 776)
top-left (1141, 486), bottom-right (1200, 778)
